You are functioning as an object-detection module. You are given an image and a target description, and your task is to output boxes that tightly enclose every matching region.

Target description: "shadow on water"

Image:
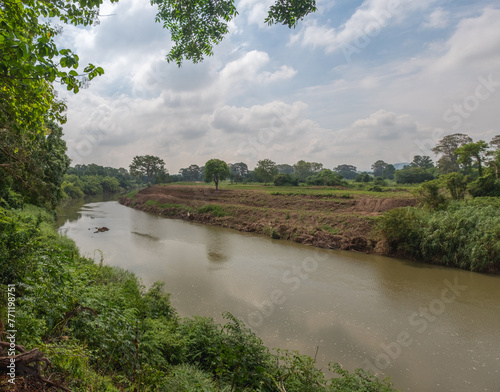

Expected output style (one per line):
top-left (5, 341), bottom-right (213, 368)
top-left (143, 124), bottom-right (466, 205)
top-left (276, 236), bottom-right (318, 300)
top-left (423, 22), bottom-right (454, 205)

top-left (132, 231), bottom-right (161, 241)
top-left (55, 194), bottom-right (119, 227)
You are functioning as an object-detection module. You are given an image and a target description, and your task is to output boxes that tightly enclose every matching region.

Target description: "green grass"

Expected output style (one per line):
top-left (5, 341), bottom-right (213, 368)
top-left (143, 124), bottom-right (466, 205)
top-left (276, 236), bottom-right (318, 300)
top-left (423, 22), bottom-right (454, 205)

top-left (320, 224), bottom-right (341, 235)
top-left (197, 204), bottom-right (228, 217)
top-left (144, 199), bottom-right (192, 213)
top-left (159, 181), bottom-right (416, 198)
top-left (125, 189), bottom-right (140, 198)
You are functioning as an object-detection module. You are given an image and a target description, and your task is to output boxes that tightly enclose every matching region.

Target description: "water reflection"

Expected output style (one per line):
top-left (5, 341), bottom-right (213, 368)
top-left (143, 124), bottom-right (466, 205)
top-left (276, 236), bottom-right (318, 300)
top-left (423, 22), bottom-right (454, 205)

top-left (205, 229), bottom-right (230, 264)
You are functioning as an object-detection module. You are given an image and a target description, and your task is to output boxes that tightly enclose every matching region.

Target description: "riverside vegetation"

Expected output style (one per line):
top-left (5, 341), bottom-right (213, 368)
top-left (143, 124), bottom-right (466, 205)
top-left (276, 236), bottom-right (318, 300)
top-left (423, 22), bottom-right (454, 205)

top-left (0, 204), bottom-right (397, 391)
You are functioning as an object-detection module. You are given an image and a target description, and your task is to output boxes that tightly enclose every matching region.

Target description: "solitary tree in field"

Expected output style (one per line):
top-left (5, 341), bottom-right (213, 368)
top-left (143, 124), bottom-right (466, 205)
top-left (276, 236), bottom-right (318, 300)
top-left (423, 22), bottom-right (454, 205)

top-left (205, 159), bottom-right (230, 190)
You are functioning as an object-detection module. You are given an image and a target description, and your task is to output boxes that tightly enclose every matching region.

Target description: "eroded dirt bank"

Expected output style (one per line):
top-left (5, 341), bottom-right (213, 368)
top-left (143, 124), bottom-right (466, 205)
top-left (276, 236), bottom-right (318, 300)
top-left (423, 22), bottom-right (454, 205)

top-left (120, 185), bottom-right (416, 254)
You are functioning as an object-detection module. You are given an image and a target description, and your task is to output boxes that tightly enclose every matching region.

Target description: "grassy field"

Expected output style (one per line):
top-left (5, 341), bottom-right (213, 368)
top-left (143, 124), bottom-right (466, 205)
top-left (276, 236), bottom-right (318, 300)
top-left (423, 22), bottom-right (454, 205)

top-left (175, 180), bottom-right (418, 197)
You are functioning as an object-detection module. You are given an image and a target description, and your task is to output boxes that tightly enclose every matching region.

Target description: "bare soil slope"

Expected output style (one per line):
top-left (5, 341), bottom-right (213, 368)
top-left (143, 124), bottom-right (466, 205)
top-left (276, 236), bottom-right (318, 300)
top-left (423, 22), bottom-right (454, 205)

top-left (120, 185), bottom-right (416, 254)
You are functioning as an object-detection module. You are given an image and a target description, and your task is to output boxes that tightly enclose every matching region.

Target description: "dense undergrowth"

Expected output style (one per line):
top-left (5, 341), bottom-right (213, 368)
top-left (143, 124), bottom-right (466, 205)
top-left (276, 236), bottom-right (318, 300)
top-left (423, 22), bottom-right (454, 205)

top-left (0, 205), bottom-right (397, 391)
top-left (379, 198), bottom-right (500, 272)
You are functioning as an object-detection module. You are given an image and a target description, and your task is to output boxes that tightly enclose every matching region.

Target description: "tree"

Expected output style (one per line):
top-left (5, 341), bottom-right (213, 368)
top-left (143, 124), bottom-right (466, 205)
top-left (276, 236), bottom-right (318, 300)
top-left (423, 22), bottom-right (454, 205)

top-left (354, 173), bottom-right (373, 183)
top-left (276, 164), bottom-right (294, 175)
top-left (0, 121), bottom-right (70, 208)
top-left (179, 164), bottom-right (203, 181)
top-left (151, 0), bottom-right (317, 66)
top-left (306, 170), bottom-right (346, 186)
top-left (432, 133), bottom-right (472, 173)
top-left (129, 155), bottom-right (167, 185)
top-left (371, 160), bottom-right (395, 179)
top-left (383, 164), bottom-right (396, 180)
top-left (454, 141), bottom-right (489, 177)
top-left (274, 174), bottom-right (298, 186)
top-left (229, 162), bottom-right (248, 183)
top-left (442, 173), bottom-right (468, 201)
top-left (293, 160), bottom-right (322, 182)
top-left (334, 164), bottom-right (358, 180)
top-left (410, 155), bottom-right (434, 169)
top-left (311, 162), bottom-right (323, 173)
top-left (371, 160), bottom-right (388, 178)
top-left (491, 135), bottom-right (500, 150)
top-left (394, 167), bottom-right (435, 184)
top-left (293, 160), bottom-right (312, 181)
top-left (204, 159), bottom-right (230, 190)
top-left (255, 159), bottom-right (278, 184)
top-left (0, 0), bottom-right (108, 139)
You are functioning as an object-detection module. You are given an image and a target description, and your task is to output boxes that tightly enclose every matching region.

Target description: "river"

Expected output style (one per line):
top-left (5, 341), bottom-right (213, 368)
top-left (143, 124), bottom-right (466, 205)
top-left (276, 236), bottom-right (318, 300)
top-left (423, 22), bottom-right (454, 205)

top-left (57, 199), bottom-right (500, 392)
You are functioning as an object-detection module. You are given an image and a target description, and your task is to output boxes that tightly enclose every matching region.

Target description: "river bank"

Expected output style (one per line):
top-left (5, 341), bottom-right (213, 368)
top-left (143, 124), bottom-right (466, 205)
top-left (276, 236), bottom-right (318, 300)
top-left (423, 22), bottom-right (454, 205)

top-left (119, 184), bottom-right (416, 255)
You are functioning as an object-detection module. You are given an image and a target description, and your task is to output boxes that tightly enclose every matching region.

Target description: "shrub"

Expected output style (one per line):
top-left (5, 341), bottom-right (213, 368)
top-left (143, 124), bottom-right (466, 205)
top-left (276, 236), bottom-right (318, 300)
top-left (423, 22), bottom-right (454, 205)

top-left (274, 173), bottom-right (299, 186)
top-left (373, 177), bottom-right (387, 186)
top-left (306, 170), bottom-right (347, 186)
top-left (442, 172), bottom-right (469, 200)
top-left (414, 180), bottom-right (447, 210)
top-left (468, 173), bottom-right (500, 197)
top-left (379, 203), bottom-right (500, 271)
top-left (395, 167), bottom-right (435, 184)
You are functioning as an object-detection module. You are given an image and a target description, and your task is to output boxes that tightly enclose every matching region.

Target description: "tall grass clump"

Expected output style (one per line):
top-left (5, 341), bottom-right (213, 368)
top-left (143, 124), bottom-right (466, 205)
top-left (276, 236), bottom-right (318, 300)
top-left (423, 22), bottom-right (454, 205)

top-left (380, 200), bottom-right (500, 271)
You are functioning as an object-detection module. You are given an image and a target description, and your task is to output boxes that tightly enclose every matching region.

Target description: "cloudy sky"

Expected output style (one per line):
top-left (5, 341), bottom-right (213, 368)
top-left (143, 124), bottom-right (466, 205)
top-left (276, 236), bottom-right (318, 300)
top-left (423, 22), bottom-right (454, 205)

top-left (58, 0), bottom-right (500, 173)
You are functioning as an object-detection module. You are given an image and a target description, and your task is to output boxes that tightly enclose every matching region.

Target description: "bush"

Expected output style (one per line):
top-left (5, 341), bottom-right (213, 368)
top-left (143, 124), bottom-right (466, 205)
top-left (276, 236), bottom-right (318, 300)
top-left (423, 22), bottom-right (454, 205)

top-left (373, 177), bottom-right (387, 186)
top-left (442, 172), bottom-right (469, 200)
top-left (355, 173), bottom-right (373, 183)
top-left (161, 364), bottom-right (219, 392)
top-left (274, 173), bottom-right (299, 186)
top-left (62, 181), bottom-right (84, 199)
top-left (468, 173), bottom-right (500, 197)
top-left (306, 170), bottom-right (346, 186)
top-left (414, 180), bottom-right (447, 210)
top-left (395, 167), bottom-right (435, 184)
top-left (379, 203), bottom-right (500, 271)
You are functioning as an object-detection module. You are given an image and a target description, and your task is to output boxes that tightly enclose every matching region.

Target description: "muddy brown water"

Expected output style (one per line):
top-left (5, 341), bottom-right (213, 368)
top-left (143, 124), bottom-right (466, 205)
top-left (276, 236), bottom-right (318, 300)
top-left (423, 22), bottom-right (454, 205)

top-left (57, 200), bottom-right (500, 392)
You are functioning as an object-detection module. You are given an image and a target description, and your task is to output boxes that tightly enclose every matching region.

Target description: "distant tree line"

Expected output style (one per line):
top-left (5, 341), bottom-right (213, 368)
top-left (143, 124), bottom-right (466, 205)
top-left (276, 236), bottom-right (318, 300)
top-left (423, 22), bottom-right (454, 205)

top-left (62, 155), bottom-right (169, 199)
top-left (62, 132), bottom-right (500, 197)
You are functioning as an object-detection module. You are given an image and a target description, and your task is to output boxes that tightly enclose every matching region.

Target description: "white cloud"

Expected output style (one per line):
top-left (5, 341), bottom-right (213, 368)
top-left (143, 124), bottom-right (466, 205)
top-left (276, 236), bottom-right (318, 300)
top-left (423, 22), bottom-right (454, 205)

top-left (429, 8), bottom-right (500, 73)
top-left (290, 0), bottom-right (437, 54)
top-left (329, 110), bottom-right (433, 166)
top-left (237, 0), bottom-right (274, 27)
top-left (58, 0), bottom-right (500, 174)
top-left (421, 8), bottom-right (449, 29)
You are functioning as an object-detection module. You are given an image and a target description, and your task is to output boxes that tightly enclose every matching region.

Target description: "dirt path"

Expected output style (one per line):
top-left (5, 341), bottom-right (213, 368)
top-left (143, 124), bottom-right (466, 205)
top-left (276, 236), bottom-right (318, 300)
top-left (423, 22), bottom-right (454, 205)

top-left (120, 185), bottom-right (416, 254)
